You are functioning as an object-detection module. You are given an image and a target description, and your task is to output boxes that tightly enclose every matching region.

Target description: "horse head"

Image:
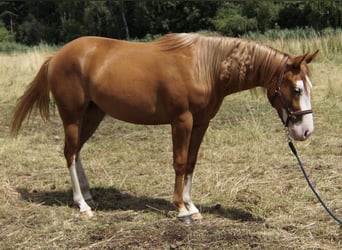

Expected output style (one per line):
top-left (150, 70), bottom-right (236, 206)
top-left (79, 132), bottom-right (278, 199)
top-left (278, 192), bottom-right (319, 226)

top-left (268, 50), bottom-right (319, 141)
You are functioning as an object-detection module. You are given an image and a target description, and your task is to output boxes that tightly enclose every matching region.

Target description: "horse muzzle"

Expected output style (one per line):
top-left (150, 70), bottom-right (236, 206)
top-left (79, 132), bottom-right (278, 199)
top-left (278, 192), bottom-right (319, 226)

top-left (287, 113), bottom-right (314, 141)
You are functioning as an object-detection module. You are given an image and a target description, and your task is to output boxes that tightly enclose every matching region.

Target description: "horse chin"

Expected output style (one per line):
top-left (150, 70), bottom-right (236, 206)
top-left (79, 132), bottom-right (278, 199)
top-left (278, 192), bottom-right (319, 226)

top-left (289, 131), bottom-right (308, 141)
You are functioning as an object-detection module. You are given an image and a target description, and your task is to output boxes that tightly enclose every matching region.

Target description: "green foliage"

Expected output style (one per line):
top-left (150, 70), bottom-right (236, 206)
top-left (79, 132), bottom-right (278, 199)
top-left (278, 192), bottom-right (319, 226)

top-left (0, 41), bottom-right (29, 53)
top-left (212, 0), bottom-right (280, 36)
top-left (83, 1), bottom-right (114, 37)
top-left (0, 21), bottom-right (13, 42)
top-left (211, 3), bottom-right (257, 36)
top-left (0, 26), bottom-right (8, 41)
top-left (1, 1), bottom-right (342, 45)
top-left (252, 0), bottom-right (278, 32)
top-left (59, 18), bottom-right (86, 42)
top-left (16, 14), bottom-right (46, 45)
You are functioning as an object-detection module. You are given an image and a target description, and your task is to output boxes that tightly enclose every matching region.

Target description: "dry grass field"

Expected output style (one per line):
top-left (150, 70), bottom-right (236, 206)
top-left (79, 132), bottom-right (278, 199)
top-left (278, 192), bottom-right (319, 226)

top-left (0, 36), bottom-right (342, 249)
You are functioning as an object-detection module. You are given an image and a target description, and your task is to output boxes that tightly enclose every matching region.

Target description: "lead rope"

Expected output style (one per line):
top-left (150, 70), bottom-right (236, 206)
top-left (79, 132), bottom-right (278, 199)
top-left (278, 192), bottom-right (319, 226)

top-left (286, 131), bottom-right (342, 225)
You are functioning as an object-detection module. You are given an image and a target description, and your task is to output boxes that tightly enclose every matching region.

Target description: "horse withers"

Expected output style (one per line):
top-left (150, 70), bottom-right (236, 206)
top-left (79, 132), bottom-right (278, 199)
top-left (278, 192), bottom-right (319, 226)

top-left (10, 33), bottom-right (318, 223)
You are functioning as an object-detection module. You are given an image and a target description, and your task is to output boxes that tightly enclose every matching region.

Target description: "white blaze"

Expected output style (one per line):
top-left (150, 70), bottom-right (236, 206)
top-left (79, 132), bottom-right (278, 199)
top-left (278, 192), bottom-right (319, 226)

top-left (289, 76), bottom-right (314, 140)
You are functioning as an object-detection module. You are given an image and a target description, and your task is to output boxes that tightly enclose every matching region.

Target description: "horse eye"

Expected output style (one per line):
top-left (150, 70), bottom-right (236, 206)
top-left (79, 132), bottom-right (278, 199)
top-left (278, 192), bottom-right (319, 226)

top-left (293, 87), bottom-right (302, 96)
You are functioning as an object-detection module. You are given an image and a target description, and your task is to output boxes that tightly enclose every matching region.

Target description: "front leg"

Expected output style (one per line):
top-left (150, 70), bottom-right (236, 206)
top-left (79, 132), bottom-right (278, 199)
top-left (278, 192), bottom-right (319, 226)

top-left (183, 123), bottom-right (209, 220)
top-left (171, 112), bottom-right (193, 222)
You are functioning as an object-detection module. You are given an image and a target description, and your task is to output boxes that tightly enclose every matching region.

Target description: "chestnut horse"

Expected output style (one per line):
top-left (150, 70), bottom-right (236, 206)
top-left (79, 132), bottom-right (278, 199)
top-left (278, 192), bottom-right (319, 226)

top-left (10, 33), bottom-right (318, 222)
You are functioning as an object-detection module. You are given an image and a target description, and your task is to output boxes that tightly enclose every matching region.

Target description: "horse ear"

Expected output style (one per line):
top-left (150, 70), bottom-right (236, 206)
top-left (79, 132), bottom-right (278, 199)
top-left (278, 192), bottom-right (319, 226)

top-left (288, 52), bottom-right (309, 69)
top-left (305, 50), bottom-right (319, 64)
top-left (288, 50), bottom-right (319, 69)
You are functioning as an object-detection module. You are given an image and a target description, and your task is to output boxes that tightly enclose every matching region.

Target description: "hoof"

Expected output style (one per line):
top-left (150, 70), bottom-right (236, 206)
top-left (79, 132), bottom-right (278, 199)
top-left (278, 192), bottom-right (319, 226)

top-left (191, 212), bottom-right (203, 220)
top-left (81, 210), bottom-right (94, 218)
top-left (178, 215), bottom-right (193, 224)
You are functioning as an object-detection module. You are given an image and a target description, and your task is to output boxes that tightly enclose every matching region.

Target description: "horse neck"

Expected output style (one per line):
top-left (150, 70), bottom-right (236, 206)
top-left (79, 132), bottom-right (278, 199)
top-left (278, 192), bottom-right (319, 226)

top-left (214, 38), bottom-right (286, 95)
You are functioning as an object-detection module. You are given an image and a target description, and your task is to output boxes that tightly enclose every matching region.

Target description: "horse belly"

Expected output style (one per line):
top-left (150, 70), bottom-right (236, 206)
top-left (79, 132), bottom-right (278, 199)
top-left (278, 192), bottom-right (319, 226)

top-left (103, 99), bottom-right (169, 125)
top-left (91, 82), bottom-right (172, 125)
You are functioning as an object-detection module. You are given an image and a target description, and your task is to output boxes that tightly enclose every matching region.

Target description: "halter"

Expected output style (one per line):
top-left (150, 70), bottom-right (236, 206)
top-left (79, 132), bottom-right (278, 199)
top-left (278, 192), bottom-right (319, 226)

top-left (270, 56), bottom-right (313, 127)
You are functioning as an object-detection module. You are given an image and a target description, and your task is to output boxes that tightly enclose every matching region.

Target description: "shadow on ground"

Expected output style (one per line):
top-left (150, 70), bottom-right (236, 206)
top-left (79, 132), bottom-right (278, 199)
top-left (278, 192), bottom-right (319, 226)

top-left (17, 186), bottom-right (264, 222)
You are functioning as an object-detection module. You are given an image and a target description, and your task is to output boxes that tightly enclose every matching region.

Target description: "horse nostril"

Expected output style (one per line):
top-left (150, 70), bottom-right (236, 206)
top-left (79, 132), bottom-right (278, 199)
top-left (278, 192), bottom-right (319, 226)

top-left (304, 130), bottom-right (310, 138)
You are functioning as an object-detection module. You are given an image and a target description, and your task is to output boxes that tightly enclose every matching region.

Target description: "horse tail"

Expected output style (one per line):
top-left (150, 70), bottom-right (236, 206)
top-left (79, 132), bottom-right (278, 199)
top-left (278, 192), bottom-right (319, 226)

top-left (10, 57), bottom-right (52, 137)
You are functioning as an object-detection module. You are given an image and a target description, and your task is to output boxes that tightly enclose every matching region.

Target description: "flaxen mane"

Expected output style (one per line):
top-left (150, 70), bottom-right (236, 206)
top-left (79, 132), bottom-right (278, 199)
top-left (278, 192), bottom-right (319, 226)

top-left (154, 33), bottom-right (288, 90)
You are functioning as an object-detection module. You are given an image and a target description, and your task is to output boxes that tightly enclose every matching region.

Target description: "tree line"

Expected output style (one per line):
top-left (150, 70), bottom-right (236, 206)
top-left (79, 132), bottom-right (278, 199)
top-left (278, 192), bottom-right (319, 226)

top-left (0, 0), bottom-right (341, 45)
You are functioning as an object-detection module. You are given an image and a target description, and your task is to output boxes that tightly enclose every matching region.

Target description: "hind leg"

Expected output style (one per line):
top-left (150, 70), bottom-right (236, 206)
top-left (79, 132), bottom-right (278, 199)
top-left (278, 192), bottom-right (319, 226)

top-left (52, 86), bottom-right (93, 217)
top-left (59, 101), bottom-right (104, 217)
top-left (63, 121), bottom-right (93, 216)
top-left (75, 154), bottom-right (92, 201)
top-left (76, 102), bottom-right (105, 202)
